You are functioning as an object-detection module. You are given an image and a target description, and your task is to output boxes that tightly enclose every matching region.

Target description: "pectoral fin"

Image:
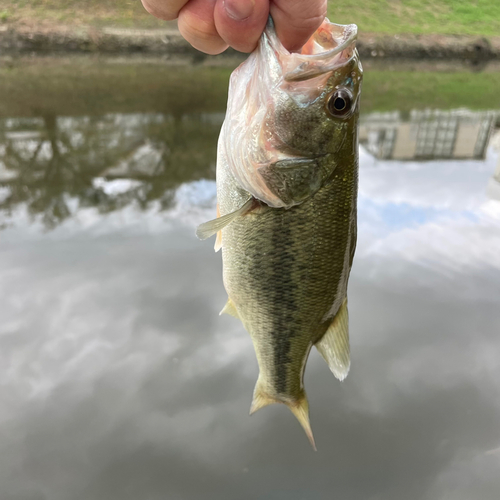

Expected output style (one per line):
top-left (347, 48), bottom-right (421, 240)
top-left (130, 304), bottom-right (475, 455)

top-left (196, 197), bottom-right (255, 241)
top-left (315, 299), bottom-right (350, 381)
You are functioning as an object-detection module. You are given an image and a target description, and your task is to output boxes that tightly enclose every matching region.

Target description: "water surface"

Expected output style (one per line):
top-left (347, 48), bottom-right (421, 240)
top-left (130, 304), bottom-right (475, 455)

top-left (0, 57), bottom-right (500, 500)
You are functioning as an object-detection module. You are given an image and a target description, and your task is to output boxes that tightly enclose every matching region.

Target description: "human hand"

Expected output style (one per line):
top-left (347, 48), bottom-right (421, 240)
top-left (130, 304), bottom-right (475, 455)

top-left (141, 0), bottom-right (327, 54)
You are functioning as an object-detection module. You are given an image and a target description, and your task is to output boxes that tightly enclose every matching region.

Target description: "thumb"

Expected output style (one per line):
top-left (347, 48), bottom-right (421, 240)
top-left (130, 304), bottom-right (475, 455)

top-left (270, 0), bottom-right (327, 52)
top-left (214, 0), bottom-right (270, 53)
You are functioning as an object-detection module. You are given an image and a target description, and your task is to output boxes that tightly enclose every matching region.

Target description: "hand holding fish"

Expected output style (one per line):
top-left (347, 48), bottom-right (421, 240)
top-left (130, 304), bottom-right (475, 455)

top-left (141, 0), bottom-right (327, 53)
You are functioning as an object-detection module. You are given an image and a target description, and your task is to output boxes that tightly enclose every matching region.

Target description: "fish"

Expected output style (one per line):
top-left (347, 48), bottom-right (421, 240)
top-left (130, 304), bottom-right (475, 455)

top-left (197, 18), bottom-right (363, 449)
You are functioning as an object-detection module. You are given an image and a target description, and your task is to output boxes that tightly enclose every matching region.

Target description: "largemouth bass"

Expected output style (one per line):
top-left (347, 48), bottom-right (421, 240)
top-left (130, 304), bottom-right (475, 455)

top-left (197, 18), bottom-right (362, 449)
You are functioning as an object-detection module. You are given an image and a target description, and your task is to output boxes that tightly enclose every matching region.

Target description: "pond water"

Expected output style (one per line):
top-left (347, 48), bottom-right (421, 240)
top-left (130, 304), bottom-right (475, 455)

top-left (0, 56), bottom-right (500, 500)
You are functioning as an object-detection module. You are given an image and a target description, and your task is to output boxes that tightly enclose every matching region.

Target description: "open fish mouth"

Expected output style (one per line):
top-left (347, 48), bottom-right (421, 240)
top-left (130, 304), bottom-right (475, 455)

top-left (264, 18), bottom-right (358, 82)
top-left (220, 17), bottom-right (361, 209)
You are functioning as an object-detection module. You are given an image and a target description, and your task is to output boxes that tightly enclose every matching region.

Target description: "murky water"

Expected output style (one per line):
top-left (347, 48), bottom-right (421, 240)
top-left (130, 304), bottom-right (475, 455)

top-left (1, 57), bottom-right (500, 500)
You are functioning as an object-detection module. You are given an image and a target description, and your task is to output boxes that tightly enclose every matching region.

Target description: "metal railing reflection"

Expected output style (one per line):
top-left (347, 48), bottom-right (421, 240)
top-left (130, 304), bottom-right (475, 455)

top-left (360, 109), bottom-right (499, 161)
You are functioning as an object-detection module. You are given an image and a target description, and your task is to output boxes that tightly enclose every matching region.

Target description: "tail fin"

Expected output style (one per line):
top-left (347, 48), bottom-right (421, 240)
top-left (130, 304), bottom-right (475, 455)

top-left (250, 378), bottom-right (316, 450)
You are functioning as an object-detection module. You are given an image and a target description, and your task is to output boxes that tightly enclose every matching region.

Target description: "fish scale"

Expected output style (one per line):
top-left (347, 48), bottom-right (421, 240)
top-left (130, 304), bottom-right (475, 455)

top-left (221, 139), bottom-right (358, 396)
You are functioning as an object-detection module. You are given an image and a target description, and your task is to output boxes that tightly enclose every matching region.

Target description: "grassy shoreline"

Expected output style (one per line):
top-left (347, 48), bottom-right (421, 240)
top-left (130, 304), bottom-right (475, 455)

top-left (1, 1), bottom-right (499, 37)
top-left (329, 0), bottom-right (500, 37)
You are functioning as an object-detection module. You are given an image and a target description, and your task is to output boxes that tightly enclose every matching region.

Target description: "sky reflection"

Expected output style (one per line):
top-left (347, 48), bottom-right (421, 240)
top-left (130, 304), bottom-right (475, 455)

top-left (0, 114), bottom-right (499, 499)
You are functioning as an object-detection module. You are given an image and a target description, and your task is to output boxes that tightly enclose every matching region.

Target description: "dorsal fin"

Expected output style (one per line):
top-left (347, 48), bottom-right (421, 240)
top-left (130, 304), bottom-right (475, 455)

top-left (315, 298), bottom-right (350, 381)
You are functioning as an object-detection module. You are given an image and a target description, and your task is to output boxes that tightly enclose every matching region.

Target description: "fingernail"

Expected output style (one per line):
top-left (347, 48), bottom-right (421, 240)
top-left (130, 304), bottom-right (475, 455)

top-left (224, 0), bottom-right (255, 21)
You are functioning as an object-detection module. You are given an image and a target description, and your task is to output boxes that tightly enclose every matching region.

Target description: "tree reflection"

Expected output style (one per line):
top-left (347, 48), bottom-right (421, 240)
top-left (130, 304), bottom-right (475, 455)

top-left (2, 107), bottom-right (497, 231)
top-left (0, 112), bottom-right (220, 229)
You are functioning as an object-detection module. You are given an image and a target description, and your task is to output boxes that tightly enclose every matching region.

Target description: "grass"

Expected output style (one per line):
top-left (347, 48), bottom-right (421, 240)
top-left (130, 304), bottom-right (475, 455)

top-left (1, 0), bottom-right (499, 35)
top-left (0, 0), bottom-right (167, 28)
top-left (328, 0), bottom-right (500, 37)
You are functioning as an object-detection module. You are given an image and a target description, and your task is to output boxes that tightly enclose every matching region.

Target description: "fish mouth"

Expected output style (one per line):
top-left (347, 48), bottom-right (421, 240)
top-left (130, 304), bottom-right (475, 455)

top-left (265, 18), bottom-right (358, 83)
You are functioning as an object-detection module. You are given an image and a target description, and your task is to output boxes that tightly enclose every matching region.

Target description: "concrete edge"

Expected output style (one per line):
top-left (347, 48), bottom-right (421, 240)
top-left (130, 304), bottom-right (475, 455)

top-left (0, 25), bottom-right (499, 61)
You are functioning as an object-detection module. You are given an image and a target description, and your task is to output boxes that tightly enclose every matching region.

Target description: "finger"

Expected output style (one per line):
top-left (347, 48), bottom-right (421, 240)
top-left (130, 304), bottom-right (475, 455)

top-left (178, 0), bottom-right (229, 55)
top-left (214, 0), bottom-right (269, 53)
top-left (270, 0), bottom-right (327, 52)
top-left (141, 0), bottom-right (190, 21)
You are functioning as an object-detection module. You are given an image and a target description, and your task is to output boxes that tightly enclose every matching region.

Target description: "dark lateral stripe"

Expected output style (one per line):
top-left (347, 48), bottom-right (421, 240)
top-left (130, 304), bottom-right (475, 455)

top-left (270, 209), bottom-right (297, 395)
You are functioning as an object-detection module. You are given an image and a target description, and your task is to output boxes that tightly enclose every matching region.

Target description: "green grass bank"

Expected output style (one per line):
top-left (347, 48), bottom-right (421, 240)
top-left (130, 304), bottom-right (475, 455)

top-left (1, 0), bottom-right (499, 37)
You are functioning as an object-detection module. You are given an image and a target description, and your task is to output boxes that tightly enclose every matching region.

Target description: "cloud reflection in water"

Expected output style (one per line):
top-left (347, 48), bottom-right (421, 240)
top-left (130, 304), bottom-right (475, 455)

top-left (0, 115), bottom-right (499, 500)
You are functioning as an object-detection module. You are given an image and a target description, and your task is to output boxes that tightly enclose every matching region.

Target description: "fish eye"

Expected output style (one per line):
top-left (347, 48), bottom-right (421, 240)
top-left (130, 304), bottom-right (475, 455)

top-left (327, 89), bottom-right (353, 118)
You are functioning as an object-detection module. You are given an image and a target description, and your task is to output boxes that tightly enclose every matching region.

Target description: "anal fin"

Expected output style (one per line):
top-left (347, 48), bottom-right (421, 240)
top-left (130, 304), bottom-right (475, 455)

top-left (315, 298), bottom-right (350, 381)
